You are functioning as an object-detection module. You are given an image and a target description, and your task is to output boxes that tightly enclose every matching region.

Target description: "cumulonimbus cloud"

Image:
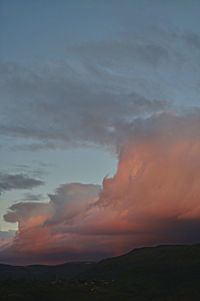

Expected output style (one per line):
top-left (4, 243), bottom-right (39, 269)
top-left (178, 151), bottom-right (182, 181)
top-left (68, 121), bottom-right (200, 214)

top-left (1, 112), bottom-right (200, 265)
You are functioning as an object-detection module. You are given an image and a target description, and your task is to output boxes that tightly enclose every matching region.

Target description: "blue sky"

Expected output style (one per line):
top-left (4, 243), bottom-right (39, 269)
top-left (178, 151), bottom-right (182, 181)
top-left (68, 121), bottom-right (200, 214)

top-left (0, 0), bottom-right (200, 235)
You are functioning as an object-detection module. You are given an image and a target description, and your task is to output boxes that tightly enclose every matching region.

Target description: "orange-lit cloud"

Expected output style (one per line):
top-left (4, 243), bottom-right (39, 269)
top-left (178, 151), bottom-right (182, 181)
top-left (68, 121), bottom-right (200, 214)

top-left (1, 113), bottom-right (200, 265)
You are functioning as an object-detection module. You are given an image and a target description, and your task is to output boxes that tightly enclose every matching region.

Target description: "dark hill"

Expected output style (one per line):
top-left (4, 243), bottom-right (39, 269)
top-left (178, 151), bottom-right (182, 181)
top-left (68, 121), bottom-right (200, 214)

top-left (80, 244), bottom-right (200, 279)
top-left (1, 244), bottom-right (200, 300)
top-left (0, 261), bottom-right (95, 281)
top-left (77, 244), bottom-right (200, 300)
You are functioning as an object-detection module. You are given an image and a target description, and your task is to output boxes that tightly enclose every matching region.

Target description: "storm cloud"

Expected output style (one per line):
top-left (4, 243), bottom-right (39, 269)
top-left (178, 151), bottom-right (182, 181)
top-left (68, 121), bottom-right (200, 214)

top-left (0, 0), bottom-right (200, 265)
top-left (1, 111), bottom-right (200, 264)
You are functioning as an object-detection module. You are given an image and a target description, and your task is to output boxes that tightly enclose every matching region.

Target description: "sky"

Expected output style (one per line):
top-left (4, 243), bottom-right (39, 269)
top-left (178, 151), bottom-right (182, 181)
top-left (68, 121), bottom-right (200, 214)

top-left (0, 0), bottom-right (200, 265)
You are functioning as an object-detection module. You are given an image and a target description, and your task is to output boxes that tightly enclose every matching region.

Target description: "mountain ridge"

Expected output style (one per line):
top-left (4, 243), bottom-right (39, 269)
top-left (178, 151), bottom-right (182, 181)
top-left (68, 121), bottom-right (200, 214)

top-left (1, 244), bottom-right (200, 300)
top-left (1, 243), bottom-right (200, 280)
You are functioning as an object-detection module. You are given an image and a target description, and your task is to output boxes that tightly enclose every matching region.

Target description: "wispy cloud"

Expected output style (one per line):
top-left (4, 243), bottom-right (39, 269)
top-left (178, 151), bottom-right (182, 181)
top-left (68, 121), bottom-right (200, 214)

top-left (0, 173), bottom-right (44, 194)
top-left (1, 27), bottom-right (200, 152)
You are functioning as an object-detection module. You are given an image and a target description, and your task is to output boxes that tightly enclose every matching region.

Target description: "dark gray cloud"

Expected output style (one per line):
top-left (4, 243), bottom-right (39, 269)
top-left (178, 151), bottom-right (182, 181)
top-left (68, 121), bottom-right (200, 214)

top-left (181, 32), bottom-right (200, 49)
top-left (0, 27), bottom-right (199, 152)
top-left (0, 173), bottom-right (44, 194)
top-left (4, 164), bottom-right (47, 179)
top-left (0, 60), bottom-right (168, 150)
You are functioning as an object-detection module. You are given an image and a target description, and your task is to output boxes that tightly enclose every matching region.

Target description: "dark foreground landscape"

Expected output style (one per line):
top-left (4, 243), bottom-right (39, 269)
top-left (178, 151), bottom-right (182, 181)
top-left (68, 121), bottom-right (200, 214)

top-left (1, 244), bottom-right (200, 300)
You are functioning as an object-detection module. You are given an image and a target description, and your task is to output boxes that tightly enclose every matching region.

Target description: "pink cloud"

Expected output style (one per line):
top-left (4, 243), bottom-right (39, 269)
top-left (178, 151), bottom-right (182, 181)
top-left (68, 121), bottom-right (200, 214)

top-left (1, 113), bottom-right (200, 265)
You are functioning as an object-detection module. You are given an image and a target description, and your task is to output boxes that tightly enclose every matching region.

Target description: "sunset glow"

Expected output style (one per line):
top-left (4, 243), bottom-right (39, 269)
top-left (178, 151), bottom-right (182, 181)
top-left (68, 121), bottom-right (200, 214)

top-left (0, 0), bottom-right (200, 265)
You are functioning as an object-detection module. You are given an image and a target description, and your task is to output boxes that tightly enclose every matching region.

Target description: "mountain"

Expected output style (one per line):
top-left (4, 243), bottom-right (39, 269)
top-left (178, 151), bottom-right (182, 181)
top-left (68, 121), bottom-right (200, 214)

top-left (0, 261), bottom-right (95, 281)
top-left (78, 244), bottom-right (200, 300)
top-left (80, 244), bottom-right (200, 279)
top-left (1, 244), bottom-right (200, 300)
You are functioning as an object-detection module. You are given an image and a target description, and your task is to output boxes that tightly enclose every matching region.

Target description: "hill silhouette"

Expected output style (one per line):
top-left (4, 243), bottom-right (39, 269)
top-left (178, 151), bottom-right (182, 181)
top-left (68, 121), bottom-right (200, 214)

top-left (0, 262), bottom-right (95, 281)
top-left (1, 244), bottom-right (200, 300)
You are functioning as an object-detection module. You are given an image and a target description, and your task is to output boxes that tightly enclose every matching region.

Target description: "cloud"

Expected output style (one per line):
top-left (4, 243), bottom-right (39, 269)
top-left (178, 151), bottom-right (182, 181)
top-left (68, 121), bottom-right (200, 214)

top-left (0, 61), bottom-right (168, 151)
top-left (0, 231), bottom-right (15, 250)
top-left (0, 173), bottom-right (44, 194)
top-left (4, 202), bottom-right (51, 230)
top-left (2, 183), bottom-right (103, 264)
top-left (1, 112), bottom-right (200, 264)
top-left (22, 193), bottom-right (44, 202)
top-left (1, 26), bottom-right (200, 152)
top-left (181, 32), bottom-right (200, 49)
top-left (0, 15), bottom-right (200, 264)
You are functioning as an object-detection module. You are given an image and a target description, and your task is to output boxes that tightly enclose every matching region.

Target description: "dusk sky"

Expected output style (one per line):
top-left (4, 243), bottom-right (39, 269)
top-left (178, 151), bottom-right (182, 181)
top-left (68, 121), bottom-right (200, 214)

top-left (0, 0), bottom-right (200, 265)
